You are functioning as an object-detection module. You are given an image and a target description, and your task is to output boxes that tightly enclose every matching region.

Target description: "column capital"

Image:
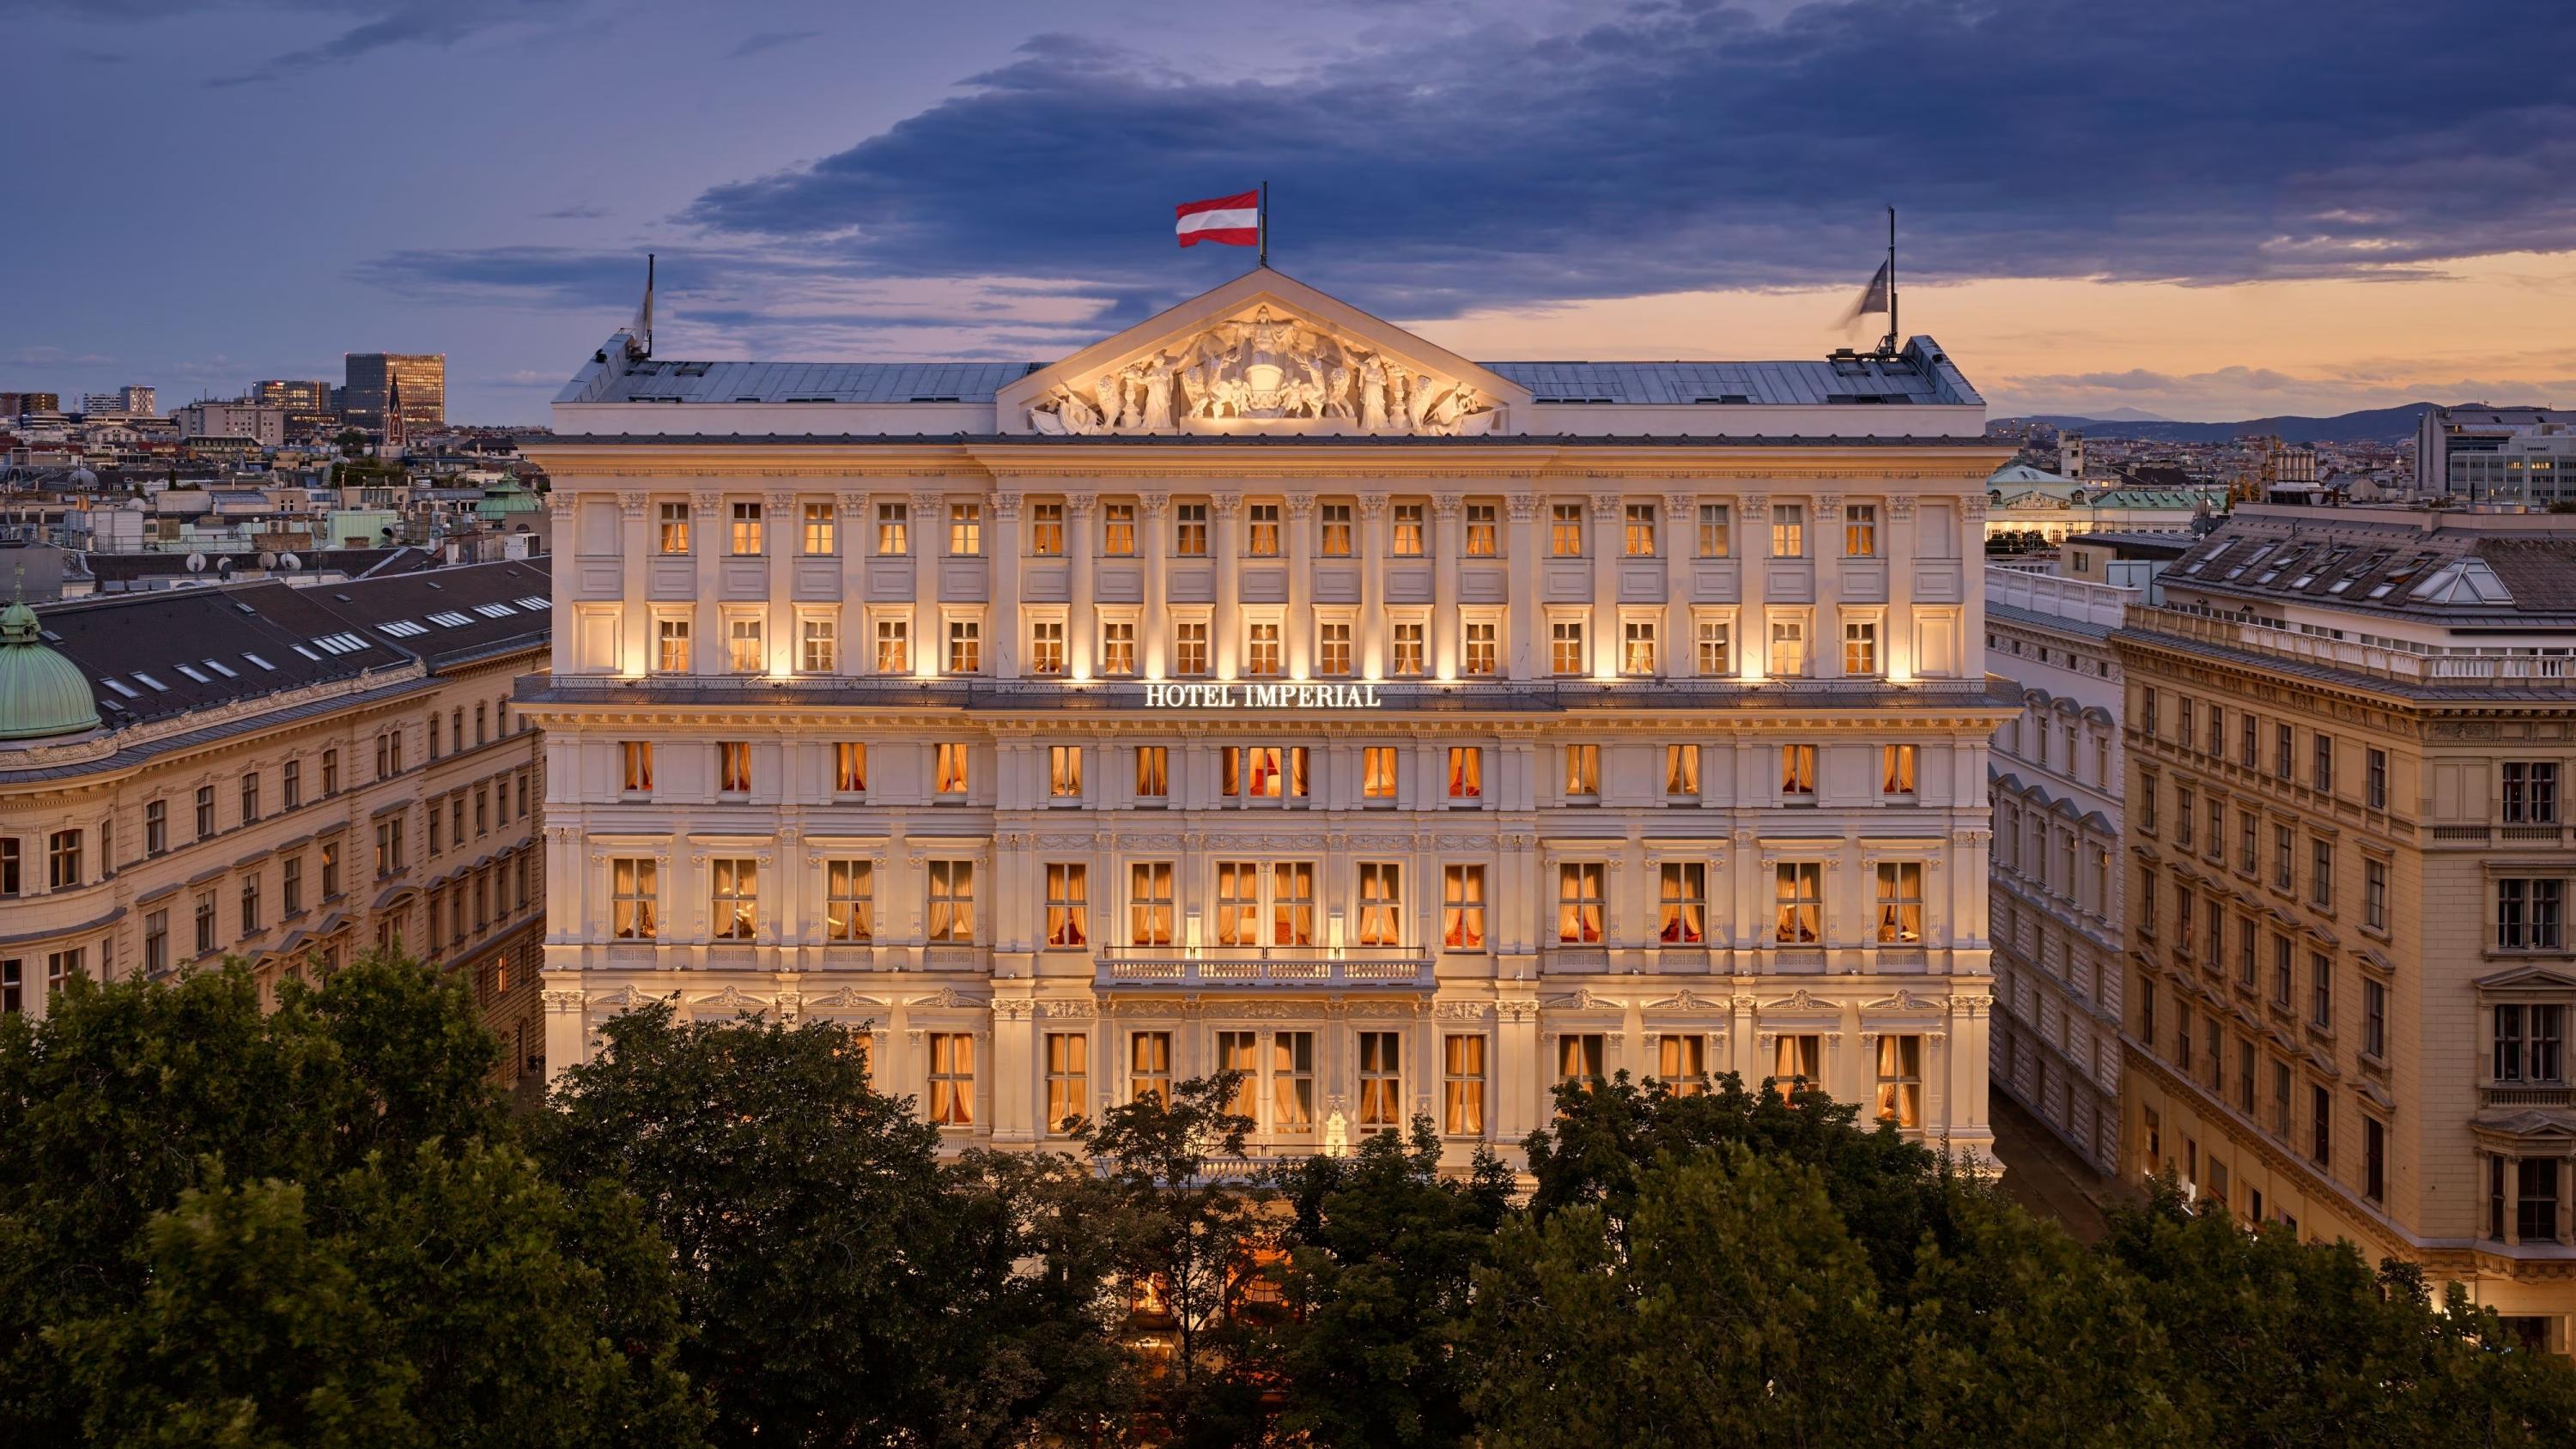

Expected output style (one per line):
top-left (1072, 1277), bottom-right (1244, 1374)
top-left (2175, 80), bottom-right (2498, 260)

top-left (1431, 493), bottom-right (1462, 518)
top-left (617, 490), bottom-right (648, 520)
top-left (690, 489), bottom-right (723, 515)
top-left (1357, 494), bottom-right (1389, 520)
top-left (1211, 493), bottom-right (1242, 518)
top-left (1140, 491), bottom-right (1170, 515)
top-left (1506, 494), bottom-right (1542, 523)
top-left (1285, 492), bottom-right (1315, 518)
top-left (1662, 491), bottom-right (1696, 519)
top-left (990, 494), bottom-right (1023, 521)
top-left (1889, 494), bottom-right (1919, 521)
top-left (1589, 492), bottom-right (1622, 519)
top-left (766, 487), bottom-right (799, 511)
top-left (909, 489), bottom-right (945, 514)
top-left (1066, 491), bottom-right (1098, 516)
top-left (836, 494), bottom-right (872, 517)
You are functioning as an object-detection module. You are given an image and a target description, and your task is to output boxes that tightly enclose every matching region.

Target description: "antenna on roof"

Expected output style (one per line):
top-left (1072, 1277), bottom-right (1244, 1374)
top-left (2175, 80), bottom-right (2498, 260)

top-left (626, 253), bottom-right (655, 362)
top-left (1881, 206), bottom-right (1899, 358)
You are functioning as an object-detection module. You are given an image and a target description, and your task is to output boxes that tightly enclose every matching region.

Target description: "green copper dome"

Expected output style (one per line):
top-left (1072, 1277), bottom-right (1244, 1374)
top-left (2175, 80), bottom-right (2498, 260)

top-left (0, 597), bottom-right (100, 742)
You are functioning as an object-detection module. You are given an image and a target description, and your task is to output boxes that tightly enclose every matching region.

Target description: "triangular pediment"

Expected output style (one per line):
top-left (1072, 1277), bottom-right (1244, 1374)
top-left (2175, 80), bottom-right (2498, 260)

top-left (997, 267), bottom-right (1528, 437)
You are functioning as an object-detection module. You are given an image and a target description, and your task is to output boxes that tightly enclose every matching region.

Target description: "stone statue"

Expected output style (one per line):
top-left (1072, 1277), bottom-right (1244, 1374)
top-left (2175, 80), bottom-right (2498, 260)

top-left (1139, 355), bottom-right (1176, 431)
top-left (1358, 355), bottom-right (1389, 432)
top-left (1406, 371), bottom-right (1437, 433)
top-left (1325, 361), bottom-right (1352, 419)
top-left (1428, 383), bottom-right (1478, 434)
top-left (1382, 365), bottom-right (1407, 433)
top-left (1091, 373), bottom-right (1125, 432)
top-left (1028, 404), bottom-right (1066, 434)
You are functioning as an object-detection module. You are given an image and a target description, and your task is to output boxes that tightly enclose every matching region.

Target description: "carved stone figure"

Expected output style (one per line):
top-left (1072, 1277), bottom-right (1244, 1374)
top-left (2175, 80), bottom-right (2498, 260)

top-left (1325, 361), bottom-right (1352, 419)
top-left (1406, 371), bottom-right (1437, 433)
top-left (1383, 366), bottom-right (1408, 433)
top-left (1139, 355), bottom-right (1176, 431)
top-left (1091, 373), bottom-right (1124, 432)
top-left (1358, 355), bottom-right (1389, 432)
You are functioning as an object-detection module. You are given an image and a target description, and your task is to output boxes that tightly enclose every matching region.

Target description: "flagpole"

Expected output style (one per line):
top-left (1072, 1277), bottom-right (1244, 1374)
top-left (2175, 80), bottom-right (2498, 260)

top-left (1259, 180), bottom-right (1270, 268)
top-left (1885, 206), bottom-right (1898, 356)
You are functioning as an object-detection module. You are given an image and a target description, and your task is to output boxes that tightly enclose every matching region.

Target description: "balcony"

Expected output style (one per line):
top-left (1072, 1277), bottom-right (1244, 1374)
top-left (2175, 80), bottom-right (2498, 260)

top-left (2123, 604), bottom-right (2576, 688)
top-left (2482, 1084), bottom-right (2576, 1110)
top-left (1093, 950), bottom-right (1435, 991)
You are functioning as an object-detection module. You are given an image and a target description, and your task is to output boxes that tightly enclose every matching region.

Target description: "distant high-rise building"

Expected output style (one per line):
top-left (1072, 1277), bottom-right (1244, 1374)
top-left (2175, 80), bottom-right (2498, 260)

top-left (2057, 430), bottom-right (2087, 479)
top-left (253, 379), bottom-right (338, 439)
top-left (2418, 405), bottom-right (2576, 505)
top-left (81, 385), bottom-right (156, 417)
top-left (0, 391), bottom-right (61, 418)
top-left (343, 353), bottom-right (445, 440)
top-left (174, 400), bottom-right (286, 448)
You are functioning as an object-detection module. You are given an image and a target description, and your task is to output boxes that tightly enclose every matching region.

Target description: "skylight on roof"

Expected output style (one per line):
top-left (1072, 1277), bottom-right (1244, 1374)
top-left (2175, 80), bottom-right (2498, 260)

top-left (102, 677), bottom-right (141, 699)
top-left (292, 645), bottom-right (322, 660)
top-left (473, 603), bottom-right (516, 619)
top-left (174, 664), bottom-right (210, 683)
top-left (242, 652), bottom-right (276, 670)
top-left (427, 610), bottom-right (473, 627)
top-left (202, 658), bottom-right (238, 678)
top-left (378, 620), bottom-right (428, 638)
top-left (514, 596), bottom-right (548, 611)
top-left (131, 671), bottom-right (169, 691)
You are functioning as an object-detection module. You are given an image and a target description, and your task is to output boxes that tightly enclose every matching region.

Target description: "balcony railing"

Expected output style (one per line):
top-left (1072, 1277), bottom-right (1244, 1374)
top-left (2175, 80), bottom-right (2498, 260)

top-left (2123, 604), bottom-right (2576, 688)
top-left (1094, 950), bottom-right (1435, 991)
top-left (2482, 1084), bottom-right (2575, 1109)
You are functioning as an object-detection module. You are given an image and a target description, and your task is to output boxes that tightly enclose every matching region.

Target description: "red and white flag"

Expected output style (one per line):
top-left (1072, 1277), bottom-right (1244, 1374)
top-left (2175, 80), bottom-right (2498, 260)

top-left (1176, 190), bottom-right (1260, 247)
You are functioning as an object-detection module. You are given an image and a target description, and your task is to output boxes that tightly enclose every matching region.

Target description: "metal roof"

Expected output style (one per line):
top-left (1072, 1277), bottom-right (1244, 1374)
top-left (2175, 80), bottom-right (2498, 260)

top-left (604, 360), bottom-right (1038, 405)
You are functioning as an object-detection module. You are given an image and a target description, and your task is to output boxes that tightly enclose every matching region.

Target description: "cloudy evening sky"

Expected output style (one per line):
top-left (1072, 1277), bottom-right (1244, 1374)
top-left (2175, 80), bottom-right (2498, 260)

top-left (9, 0), bottom-right (2576, 424)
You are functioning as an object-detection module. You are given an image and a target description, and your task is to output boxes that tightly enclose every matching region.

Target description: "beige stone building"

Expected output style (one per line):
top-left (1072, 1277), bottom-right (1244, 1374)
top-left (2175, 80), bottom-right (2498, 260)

top-left (521, 268), bottom-right (2015, 1168)
top-left (0, 560), bottom-right (552, 1092)
top-left (2117, 506), bottom-right (2576, 1349)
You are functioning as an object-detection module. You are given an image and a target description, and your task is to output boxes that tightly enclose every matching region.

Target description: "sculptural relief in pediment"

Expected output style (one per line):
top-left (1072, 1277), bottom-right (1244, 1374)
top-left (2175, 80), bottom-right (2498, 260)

top-left (1027, 303), bottom-right (1505, 438)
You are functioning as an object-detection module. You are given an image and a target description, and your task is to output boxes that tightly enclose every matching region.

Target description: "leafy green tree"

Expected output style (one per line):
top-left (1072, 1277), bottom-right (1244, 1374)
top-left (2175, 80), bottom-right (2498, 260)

top-left (943, 1148), bottom-right (1143, 1444)
top-left (1078, 1070), bottom-right (1271, 1447)
top-left (2103, 1184), bottom-right (2576, 1446)
top-left (0, 953), bottom-right (692, 1444)
top-left (536, 1003), bottom-right (1116, 1448)
top-left (1264, 1118), bottom-right (1515, 1447)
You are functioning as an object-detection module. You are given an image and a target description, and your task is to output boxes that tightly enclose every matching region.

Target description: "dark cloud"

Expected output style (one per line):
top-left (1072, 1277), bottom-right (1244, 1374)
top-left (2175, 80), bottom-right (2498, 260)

top-left (352, 246), bottom-right (653, 309)
top-left (666, 0), bottom-right (2576, 322)
top-left (540, 204), bottom-right (609, 220)
top-left (727, 28), bottom-right (821, 59)
top-left (201, 0), bottom-right (583, 87)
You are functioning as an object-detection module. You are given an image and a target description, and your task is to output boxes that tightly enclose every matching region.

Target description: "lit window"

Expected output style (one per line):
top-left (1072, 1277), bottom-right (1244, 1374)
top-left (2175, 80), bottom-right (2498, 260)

top-left (1446, 747), bottom-right (1483, 801)
top-left (710, 858), bottom-right (757, 940)
top-left (802, 501), bottom-right (835, 555)
top-left (1874, 1035), bottom-right (1922, 1126)
top-left (1246, 501), bottom-right (1280, 556)
top-left (1658, 862), bottom-right (1705, 944)
top-left (927, 1034), bottom-right (975, 1125)
top-left (799, 618), bottom-right (836, 673)
top-left (1696, 503), bottom-right (1729, 557)
top-left (622, 742), bottom-right (653, 792)
top-left (1696, 620), bottom-right (1732, 676)
top-left (1558, 1034), bottom-right (1606, 1088)
top-left (1768, 619), bottom-right (1807, 677)
top-left (946, 619), bottom-right (981, 674)
top-left (1391, 503), bottom-right (1424, 557)
top-left (1134, 747), bottom-right (1168, 800)
top-left (1564, 744), bottom-right (1600, 799)
top-left (1779, 744), bottom-right (1816, 797)
top-left (1029, 620), bottom-right (1066, 676)
top-left (729, 501), bottom-right (763, 555)
top-left (1550, 620), bottom-right (1586, 676)
top-left (1770, 504), bottom-right (1805, 557)
top-left (834, 743), bottom-right (866, 793)
top-left (926, 861), bottom-right (975, 943)
top-left (1103, 501), bottom-right (1135, 556)
top-left (1394, 621), bottom-right (1428, 676)
top-left (1550, 502), bottom-right (1583, 557)
top-left (1623, 502), bottom-right (1657, 557)
top-left (1045, 863), bottom-right (1089, 948)
top-left (1665, 744), bottom-right (1700, 798)
top-left (1773, 862), bottom-right (1822, 943)
top-left (1661, 1034), bottom-right (1709, 1095)
top-left (1128, 863), bottom-right (1174, 945)
top-left (718, 742), bottom-right (751, 793)
top-left (1175, 622), bottom-right (1210, 676)
top-left (1463, 503), bottom-right (1498, 557)
top-left (1357, 1031), bottom-right (1401, 1131)
top-left (1443, 1034), bottom-right (1486, 1134)
top-left (876, 502), bottom-right (908, 555)
top-left (656, 618), bottom-right (691, 673)
top-left (726, 616), bottom-right (763, 674)
top-left (1048, 745), bottom-right (1083, 799)
top-left (1844, 503), bottom-right (1878, 557)
top-left (1363, 746), bottom-right (1399, 801)
top-left (1356, 862), bottom-right (1402, 946)
top-left (1245, 622), bottom-right (1283, 676)
top-left (1101, 621), bottom-right (1136, 676)
top-left (1317, 621), bottom-right (1352, 676)
top-left (935, 743), bottom-right (969, 796)
top-left (611, 858), bottom-right (657, 940)
top-left (1875, 862), bottom-right (1923, 943)
top-left (825, 861), bottom-right (872, 942)
top-left (875, 619), bottom-right (909, 673)
top-left (1443, 864), bottom-right (1485, 950)
top-left (1045, 1034), bottom-right (1089, 1134)
top-left (1462, 621), bottom-right (1498, 676)
top-left (1843, 619), bottom-right (1879, 676)
top-left (1557, 862), bottom-right (1604, 943)
top-left (947, 502), bottom-right (981, 555)
top-left (1173, 503), bottom-right (1208, 556)
top-left (1131, 1031), bottom-right (1173, 1104)
top-left (1623, 620), bottom-right (1658, 675)
top-left (658, 501), bottom-right (690, 554)
top-left (1029, 500), bottom-right (1064, 557)
top-left (1881, 743), bottom-right (1917, 795)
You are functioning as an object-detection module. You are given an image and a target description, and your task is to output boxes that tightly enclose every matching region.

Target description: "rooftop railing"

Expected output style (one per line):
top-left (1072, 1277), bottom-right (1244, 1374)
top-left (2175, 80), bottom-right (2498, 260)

top-left (2123, 604), bottom-right (2576, 688)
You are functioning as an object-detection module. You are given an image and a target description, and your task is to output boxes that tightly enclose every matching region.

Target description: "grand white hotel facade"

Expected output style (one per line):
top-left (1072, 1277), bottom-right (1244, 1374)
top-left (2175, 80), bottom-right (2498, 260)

top-left (520, 269), bottom-right (2014, 1165)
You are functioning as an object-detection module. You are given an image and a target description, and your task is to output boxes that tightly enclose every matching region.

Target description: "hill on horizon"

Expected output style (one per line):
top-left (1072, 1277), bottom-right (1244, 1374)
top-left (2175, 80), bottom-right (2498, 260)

top-left (1997, 403), bottom-right (2452, 446)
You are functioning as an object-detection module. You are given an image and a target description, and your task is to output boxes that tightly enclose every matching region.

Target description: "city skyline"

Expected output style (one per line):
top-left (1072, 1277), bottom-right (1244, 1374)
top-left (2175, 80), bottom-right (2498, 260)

top-left (11, 0), bottom-right (2576, 423)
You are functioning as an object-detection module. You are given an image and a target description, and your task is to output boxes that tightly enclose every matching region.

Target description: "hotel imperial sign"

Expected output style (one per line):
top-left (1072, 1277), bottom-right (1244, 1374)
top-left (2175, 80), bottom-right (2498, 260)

top-left (520, 264), bottom-right (2014, 1166)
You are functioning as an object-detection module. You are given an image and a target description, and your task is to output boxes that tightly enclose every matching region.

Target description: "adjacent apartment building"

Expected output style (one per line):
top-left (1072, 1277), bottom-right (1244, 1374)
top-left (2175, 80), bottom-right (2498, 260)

top-left (2117, 506), bottom-right (2576, 1349)
top-left (0, 560), bottom-right (553, 1091)
top-left (1987, 562), bottom-right (2135, 1174)
top-left (519, 267), bottom-right (2015, 1167)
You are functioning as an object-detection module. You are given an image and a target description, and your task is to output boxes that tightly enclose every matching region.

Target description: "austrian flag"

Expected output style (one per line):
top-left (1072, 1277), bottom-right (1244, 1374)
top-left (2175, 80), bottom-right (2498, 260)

top-left (1176, 190), bottom-right (1261, 247)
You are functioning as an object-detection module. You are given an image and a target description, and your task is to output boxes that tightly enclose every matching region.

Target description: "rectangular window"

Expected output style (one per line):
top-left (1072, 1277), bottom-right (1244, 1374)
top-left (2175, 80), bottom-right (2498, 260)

top-left (877, 502), bottom-right (909, 555)
top-left (1550, 620), bottom-right (1586, 676)
top-left (1463, 621), bottom-right (1498, 676)
top-left (935, 743), bottom-right (969, 796)
top-left (1175, 621), bottom-right (1209, 676)
top-left (926, 860), bottom-right (975, 943)
top-left (1103, 501), bottom-right (1135, 556)
top-left (656, 617), bottom-right (692, 673)
top-left (1447, 747), bottom-right (1483, 802)
top-left (2365, 858), bottom-right (2387, 931)
top-left (2367, 748), bottom-right (2388, 809)
top-left (1550, 502), bottom-right (1584, 557)
top-left (1768, 619), bottom-right (1807, 677)
top-left (621, 741), bottom-right (654, 792)
top-left (1875, 862), bottom-right (1923, 943)
top-left (238, 876), bottom-right (260, 934)
top-left (1321, 501), bottom-right (1354, 556)
top-left (1770, 503), bottom-right (1805, 557)
top-left (1312, 621), bottom-right (1352, 676)
top-left (282, 857), bottom-right (302, 917)
top-left (1624, 502), bottom-right (1657, 557)
top-left (710, 858), bottom-right (757, 940)
top-left (2505, 762), bottom-right (2561, 824)
top-left (46, 830), bottom-right (81, 891)
top-left (1357, 1031), bottom-right (1402, 1131)
top-left (320, 842), bottom-right (339, 898)
top-left (2495, 1004), bottom-right (2567, 1083)
top-left (1046, 745), bottom-right (1082, 800)
top-left (283, 760), bottom-right (301, 809)
top-left (1773, 1034), bottom-right (1821, 1097)
top-left (1564, 744), bottom-right (1601, 799)
top-left (1443, 864), bottom-right (1486, 950)
top-left (1881, 743), bottom-right (1917, 796)
top-left (1779, 744), bottom-right (1817, 797)
top-left (1134, 747), bottom-right (1169, 800)
top-left (1558, 1033), bottom-right (1607, 1088)
top-left (2363, 977), bottom-right (2387, 1058)
top-left (1874, 1034), bottom-right (1923, 1126)
top-left (2273, 824), bottom-right (2293, 891)
top-left (1623, 619), bottom-right (1658, 675)
top-left (814, 859), bottom-right (870, 943)
top-left (1028, 619), bottom-right (1066, 676)
top-left (947, 502), bottom-right (981, 555)
top-left (240, 773), bottom-right (260, 825)
top-left (1443, 1034), bottom-right (1486, 1134)
top-left (1391, 503), bottom-right (1424, 557)
top-left (1394, 621), bottom-right (1429, 676)
top-left (658, 500), bottom-right (690, 554)
top-left (876, 618), bottom-right (910, 674)
top-left (1356, 862), bottom-right (1403, 946)
top-left (2312, 733), bottom-right (2336, 794)
top-left (1658, 862), bottom-right (1705, 945)
top-left (1463, 502), bottom-right (1497, 557)
top-left (611, 858), bottom-right (657, 940)
top-left (2499, 879), bottom-right (2565, 950)
top-left (1843, 619), bottom-right (1879, 676)
top-left (1131, 1031), bottom-right (1172, 1104)
top-left (1174, 502), bottom-right (1209, 556)
top-left (729, 500), bottom-right (763, 555)
top-left (927, 1034), bottom-right (975, 1126)
top-left (1044, 863), bottom-right (1089, 948)
top-left (1100, 620), bottom-right (1136, 676)
top-left (1265, 1031), bottom-right (1315, 1132)
top-left (1774, 862), bottom-right (1822, 943)
top-left (1244, 621), bottom-right (1283, 676)
top-left (1660, 1034), bottom-right (1709, 1096)
top-left (1358, 746), bottom-right (1399, 801)
top-left (834, 742), bottom-right (867, 793)
top-left (1128, 862), bottom-right (1175, 946)
top-left (2311, 838), bottom-right (2334, 908)
top-left (1844, 503), bottom-right (1878, 557)
top-left (718, 741), bottom-right (752, 793)
top-left (1269, 862), bottom-right (1315, 947)
top-left (1245, 501), bottom-right (1280, 557)
top-left (1696, 503), bottom-right (1730, 557)
top-left (2311, 1085), bottom-right (2332, 1167)
top-left (1696, 620), bottom-right (1732, 676)
top-left (196, 785), bottom-right (216, 839)
top-left (1666, 744), bottom-right (1700, 799)
top-left (2239, 712), bottom-right (2257, 767)
top-left (2275, 723), bottom-right (2293, 779)
top-left (945, 619), bottom-right (981, 674)
top-left (2364, 1117), bottom-right (2385, 1204)
top-left (2310, 952), bottom-right (2334, 1028)
top-left (1214, 860), bottom-right (1261, 947)
top-left (192, 892), bottom-right (216, 955)
top-left (800, 618), bottom-right (836, 673)
top-left (1029, 500), bottom-right (1064, 557)
top-left (2272, 934), bottom-right (2293, 1006)
top-left (726, 616), bottom-right (763, 674)
top-left (1044, 1033), bottom-right (1089, 1134)
top-left (1557, 862), bottom-right (1605, 944)
top-left (799, 500), bottom-right (835, 555)
top-left (1220, 746), bottom-right (1308, 801)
